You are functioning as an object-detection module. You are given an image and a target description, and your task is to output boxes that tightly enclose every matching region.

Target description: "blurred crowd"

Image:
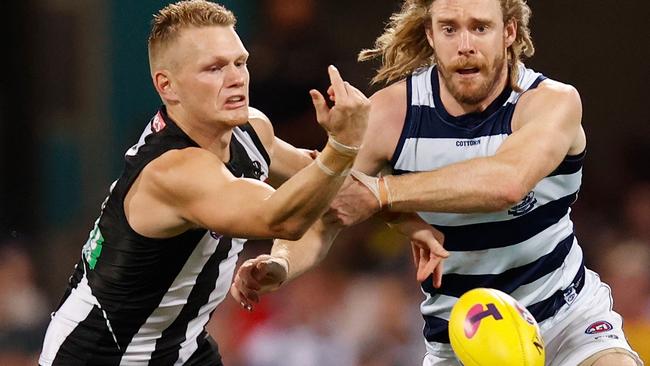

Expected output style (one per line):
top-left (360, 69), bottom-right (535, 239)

top-left (1, 0), bottom-right (648, 365)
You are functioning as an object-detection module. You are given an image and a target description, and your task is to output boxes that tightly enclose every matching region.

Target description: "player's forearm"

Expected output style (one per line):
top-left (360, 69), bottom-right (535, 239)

top-left (270, 220), bottom-right (341, 281)
top-left (388, 156), bottom-right (527, 213)
top-left (264, 144), bottom-right (354, 239)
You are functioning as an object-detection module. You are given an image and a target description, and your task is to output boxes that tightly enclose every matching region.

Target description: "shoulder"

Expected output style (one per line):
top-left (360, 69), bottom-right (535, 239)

top-left (518, 79), bottom-right (582, 115)
top-left (355, 80), bottom-right (408, 171)
top-left (247, 106), bottom-right (275, 153)
top-left (369, 80), bottom-right (408, 130)
top-left (142, 147), bottom-right (227, 198)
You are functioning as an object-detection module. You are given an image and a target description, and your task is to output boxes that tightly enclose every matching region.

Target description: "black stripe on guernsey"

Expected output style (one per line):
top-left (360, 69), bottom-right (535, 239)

top-left (88, 228), bottom-right (205, 354)
top-left (54, 260), bottom-right (84, 312)
top-left (52, 305), bottom-right (122, 366)
top-left (149, 237), bottom-right (233, 364)
top-left (548, 150), bottom-right (585, 177)
top-left (422, 233), bottom-right (575, 297)
top-left (433, 192), bottom-right (577, 251)
top-left (423, 262), bottom-right (585, 344)
top-left (238, 122), bottom-right (271, 165)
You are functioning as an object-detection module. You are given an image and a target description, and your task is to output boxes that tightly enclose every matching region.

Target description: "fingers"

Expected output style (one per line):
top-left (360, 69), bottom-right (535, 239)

top-left (417, 247), bottom-right (437, 282)
top-left (433, 260), bottom-right (444, 289)
top-left (309, 89), bottom-right (329, 124)
top-left (411, 242), bottom-right (420, 270)
top-left (327, 65), bottom-right (348, 99)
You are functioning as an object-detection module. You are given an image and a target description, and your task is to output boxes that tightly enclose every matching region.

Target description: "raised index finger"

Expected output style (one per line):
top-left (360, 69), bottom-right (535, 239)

top-left (327, 65), bottom-right (348, 99)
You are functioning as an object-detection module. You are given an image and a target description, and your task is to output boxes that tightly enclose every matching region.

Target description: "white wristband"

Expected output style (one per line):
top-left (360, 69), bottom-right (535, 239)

top-left (328, 137), bottom-right (360, 157)
top-left (349, 170), bottom-right (392, 209)
top-left (315, 155), bottom-right (350, 177)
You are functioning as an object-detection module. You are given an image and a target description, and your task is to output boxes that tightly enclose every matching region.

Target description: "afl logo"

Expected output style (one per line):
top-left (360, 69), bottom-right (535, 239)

top-left (585, 321), bottom-right (613, 334)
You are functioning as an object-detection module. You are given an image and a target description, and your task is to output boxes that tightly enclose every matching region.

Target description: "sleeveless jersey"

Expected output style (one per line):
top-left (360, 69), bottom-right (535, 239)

top-left (40, 107), bottom-right (270, 365)
top-left (392, 65), bottom-right (586, 353)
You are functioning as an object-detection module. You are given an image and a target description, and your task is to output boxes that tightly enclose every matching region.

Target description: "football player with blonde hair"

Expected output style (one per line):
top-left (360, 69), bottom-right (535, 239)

top-left (38, 0), bottom-right (373, 364)
top-left (233, 0), bottom-right (643, 365)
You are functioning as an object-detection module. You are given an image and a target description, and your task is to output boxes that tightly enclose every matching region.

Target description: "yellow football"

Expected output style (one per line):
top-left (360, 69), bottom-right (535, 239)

top-left (448, 288), bottom-right (545, 366)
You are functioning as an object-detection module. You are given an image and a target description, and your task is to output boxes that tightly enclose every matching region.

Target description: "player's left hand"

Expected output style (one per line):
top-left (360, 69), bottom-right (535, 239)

top-left (230, 254), bottom-right (288, 311)
top-left (409, 227), bottom-right (448, 288)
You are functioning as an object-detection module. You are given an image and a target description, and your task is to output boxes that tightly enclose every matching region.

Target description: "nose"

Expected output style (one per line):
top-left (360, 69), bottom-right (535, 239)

top-left (224, 63), bottom-right (245, 87)
top-left (458, 30), bottom-right (476, 56)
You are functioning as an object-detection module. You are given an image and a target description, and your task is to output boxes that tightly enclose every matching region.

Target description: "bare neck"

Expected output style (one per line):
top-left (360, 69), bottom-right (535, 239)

top-left (166, 106), bottom-right (232, 162)
top-left (438, 68), bottom-right (509, 116)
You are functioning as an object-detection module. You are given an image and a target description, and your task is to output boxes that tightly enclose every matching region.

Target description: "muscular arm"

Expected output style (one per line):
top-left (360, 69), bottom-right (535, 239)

top-left (383, 80), bottom-right (584, 213)
top-left (127, 65), bottom-right (369, 240)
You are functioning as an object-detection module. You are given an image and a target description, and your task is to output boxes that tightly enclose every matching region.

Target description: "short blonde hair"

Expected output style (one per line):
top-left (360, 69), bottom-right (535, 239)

top-left (359, 0), bottom-right (535, 90)
top-left (148, 0), bottom-right (236, 70)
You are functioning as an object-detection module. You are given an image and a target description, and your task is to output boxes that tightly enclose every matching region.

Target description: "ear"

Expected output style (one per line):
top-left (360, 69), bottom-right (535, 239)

top-left (425, 21), bottom-right (435, 49)
top-left (153, 70), bottom-right (180, 103)
top-left (504, 19), bottom-right (517, 48)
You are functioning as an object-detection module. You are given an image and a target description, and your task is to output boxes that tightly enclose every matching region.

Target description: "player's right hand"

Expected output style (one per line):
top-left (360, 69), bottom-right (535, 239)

top-left (309, 65), bottom-right (369, 148)
top-left (230, 254), bottom-right (289, 311)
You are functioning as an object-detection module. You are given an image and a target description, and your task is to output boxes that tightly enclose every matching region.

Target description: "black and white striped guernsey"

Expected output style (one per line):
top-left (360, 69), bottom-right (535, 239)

top-left (391, 65), bottom-right (586, 354)
top-left (40, 107), bottom-right (270, 365)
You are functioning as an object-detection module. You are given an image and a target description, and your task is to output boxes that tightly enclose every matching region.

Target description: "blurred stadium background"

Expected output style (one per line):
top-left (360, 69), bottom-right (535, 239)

top-left (1, 0), bottom-right (648, 364)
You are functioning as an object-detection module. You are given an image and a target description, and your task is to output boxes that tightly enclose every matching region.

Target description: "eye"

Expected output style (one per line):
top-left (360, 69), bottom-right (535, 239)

top-left (442, 26), bottom-right (455, 35)
top-left (208, 65), bottom-right (222, 73)
top-left (475, 25), bottom-right (488, 33)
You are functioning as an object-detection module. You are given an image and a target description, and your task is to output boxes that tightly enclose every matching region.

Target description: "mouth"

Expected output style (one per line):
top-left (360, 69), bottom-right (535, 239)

top-left (224, 95), bottom-right (247, 110)
top-left (456, 67), bottom-right (480, 75)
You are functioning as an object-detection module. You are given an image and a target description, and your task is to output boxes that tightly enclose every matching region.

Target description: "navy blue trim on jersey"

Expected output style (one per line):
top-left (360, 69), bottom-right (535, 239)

top-left (528, 263), bottom-right (585, 322)
top-left (548, 150), bottom-right (586, 177)
top-left (423, 261), bottom-right (585, 344)
top-left (528, 75), bottom-right (547, 90)
top-left (422, 233), bottom-right (575, 297)
top-left (430, 67), bottom-right (514, 129)
top-left (150, 237), bottom-right (233, 364)
top-left (433, 192), bottom-right (577, 251)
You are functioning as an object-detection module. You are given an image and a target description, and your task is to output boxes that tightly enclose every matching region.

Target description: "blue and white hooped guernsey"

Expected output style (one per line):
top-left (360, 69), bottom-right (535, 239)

top-left (391, 64), bottom-right (586, 353)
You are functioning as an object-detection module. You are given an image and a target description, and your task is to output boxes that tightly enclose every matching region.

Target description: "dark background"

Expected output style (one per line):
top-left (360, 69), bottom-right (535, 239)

top-left (1, 1), bottom-right (648, 364)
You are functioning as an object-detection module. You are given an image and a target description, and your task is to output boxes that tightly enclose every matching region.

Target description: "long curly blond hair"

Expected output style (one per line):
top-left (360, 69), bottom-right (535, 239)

top-left (359, 0), bottom-right (535, 90)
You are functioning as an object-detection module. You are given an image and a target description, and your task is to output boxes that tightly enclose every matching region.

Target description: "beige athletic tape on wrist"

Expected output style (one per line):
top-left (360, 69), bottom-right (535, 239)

top-left (327, 137), bottom-right (360, 157)
top-left (315, 155), bottom-right (350, 176)
top-left (349, 170), bottom-right (392, 209)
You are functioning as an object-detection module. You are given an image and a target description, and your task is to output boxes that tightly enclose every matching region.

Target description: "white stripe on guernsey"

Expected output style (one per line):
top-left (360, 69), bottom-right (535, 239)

top-left (510, 240), bottom-right (583, 306)
top-left (232, 128), bottom-right (269, 180)
top-left (410, 66), bottom-right (435, 107)
top-left (418, 171), bottom-right (582, 226)
top-left (125, 123), bottom-right (154, 157)
top-left (443, 213), bottom-right (574, 275)
top-left (394, 135), bottom-right (507, 172)
top-left (174, 238), bottom-right (246, 365)
top-left (119, 232), bottom-right (219, 365)
top-left (505, 64), bottom-right (544, 105)
top-left (420, 237), bottom-right (582, 319)
top-left (39, 274), bottom-right (98, 365)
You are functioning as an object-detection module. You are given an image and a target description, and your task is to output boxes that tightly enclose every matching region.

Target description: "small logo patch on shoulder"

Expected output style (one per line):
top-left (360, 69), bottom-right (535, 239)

top-left (585, 321), bottom-right (613, 334)
top-left (152, 112), bottom-right (167, 132)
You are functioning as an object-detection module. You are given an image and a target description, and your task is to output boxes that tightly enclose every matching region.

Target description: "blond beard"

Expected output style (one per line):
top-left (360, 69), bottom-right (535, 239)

top-left (438, 48), bottom-right (508, 107)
